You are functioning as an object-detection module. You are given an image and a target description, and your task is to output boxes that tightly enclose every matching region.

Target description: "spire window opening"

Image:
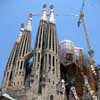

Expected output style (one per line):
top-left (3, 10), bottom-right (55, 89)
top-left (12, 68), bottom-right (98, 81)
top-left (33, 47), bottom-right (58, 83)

top-left (20, 61), bottom-right (23, 69)
top-left (52, 30), bottom-right (55, 51)
top-left (49, 28), bottom-right (51, 49)
top-left (42, 29), bottom-right (45, 49)
top-left (38, 53), bottom-right (40, 62)
top-left (53, 56), bottom-right (55, 66)
top-left (56, 39), bottom-right (58, 53)
top-left (49, 54), bottom-right (51, 65)
top-left (17, 61), bottom-right (19, 68)
top-left (22, 38), bottom-right (27, 56)
top-left (45, 54), bottom-right (47, 64)
top-left (13, 56), bottom-right (16, 65)
top-left (25, 38), bottom-right (29, 54)
top-left (19, 37), bottom-right (24, 56)
top-left (39, 28), bottom-right (42, 48)
top-left (9, 71), bottom-right (12, 81)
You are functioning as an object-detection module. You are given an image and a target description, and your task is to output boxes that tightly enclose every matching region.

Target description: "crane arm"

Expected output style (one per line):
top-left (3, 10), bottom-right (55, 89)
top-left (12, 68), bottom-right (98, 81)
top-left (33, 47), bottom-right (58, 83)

top-left (81, 14), bottom-right (94, 58)
top-left (77, 0), bottom-right (94, 59)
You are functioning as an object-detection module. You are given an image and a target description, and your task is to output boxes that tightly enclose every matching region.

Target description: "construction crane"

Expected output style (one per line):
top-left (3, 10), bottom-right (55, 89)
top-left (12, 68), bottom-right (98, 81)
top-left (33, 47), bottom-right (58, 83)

top-left (77, 0), bottom-right (96, 75)
top-left (31, 13), bottom-right (79, 17)
top-left (31, 2), bottom-right (96, 70)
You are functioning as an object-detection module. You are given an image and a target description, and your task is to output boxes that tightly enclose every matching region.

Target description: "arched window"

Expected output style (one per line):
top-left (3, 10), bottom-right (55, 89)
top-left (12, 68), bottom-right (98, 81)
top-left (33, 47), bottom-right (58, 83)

top-left (50, 95), bottom-right (53, 100)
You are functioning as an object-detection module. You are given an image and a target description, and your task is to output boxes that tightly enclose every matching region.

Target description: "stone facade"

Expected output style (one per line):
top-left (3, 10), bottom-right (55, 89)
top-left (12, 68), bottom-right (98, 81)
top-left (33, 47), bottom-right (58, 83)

top-left (1, 4), bottom-right (100, 100)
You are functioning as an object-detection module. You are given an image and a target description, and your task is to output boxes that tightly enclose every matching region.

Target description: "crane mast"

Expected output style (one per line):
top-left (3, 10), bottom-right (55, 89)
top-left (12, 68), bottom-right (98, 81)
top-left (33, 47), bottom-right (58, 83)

top-left (78, 11), bottom-right (95, 63)
top-left (77, 0), bottom-right (96, 75)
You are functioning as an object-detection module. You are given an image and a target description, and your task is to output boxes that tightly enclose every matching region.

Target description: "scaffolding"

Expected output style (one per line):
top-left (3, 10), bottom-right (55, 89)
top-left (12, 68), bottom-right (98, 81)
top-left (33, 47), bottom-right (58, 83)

top-left (59, 40), bottom-right (85, 67)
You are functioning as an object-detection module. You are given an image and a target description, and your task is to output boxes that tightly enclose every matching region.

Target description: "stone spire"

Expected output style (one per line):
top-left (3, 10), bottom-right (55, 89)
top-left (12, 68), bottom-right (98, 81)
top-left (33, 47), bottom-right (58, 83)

top-left (46, 5), bottom-right (58, 52)
top-left (41, 4), bottom-right (47, 21)
top-left (2, 23), bottom-right (25, 92)
top-left (49, 4), bottom-right (55, 24)
top-left (30, 4), bottom-right (48, 97)
top-left (37, 5), bottom-right (61, 100)
top-left (2, 14), bottom-right (32, 91)
top-left (26, 13), bottom-right (32, 31)
top-left (34, 4), bottom-right (48, 49)
top-left (16, 23), bottom-right (24, 43)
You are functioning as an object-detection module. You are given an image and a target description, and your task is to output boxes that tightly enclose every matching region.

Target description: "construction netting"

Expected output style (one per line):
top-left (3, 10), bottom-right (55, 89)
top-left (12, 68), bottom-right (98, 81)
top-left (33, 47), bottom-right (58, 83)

top-left (59, 40), bottom-right (85, 66)
top-left (59, 40), bottom-right (96, 97)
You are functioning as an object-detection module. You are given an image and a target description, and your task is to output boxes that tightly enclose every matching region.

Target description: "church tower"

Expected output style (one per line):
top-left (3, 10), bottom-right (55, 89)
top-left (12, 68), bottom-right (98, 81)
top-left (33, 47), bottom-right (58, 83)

top-left (10, 13), bottom-right (32, 90)
top-left (2, 23), bottom-right (25, 92)
top-left (33, 5), bottom-right (63, 100)
top-left (29, 4), bottom-right (48, 99)
top-left (2, 13), bottom-right (32, 92)
top-left (30, 4), bottom-right (63, 100)
top-left (39, 5), bottom-right (62, 100)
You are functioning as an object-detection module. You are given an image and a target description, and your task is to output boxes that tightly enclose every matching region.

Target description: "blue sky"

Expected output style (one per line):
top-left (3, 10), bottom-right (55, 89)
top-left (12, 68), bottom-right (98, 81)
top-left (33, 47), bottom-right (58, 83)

top-left (0, 0), bottom-right (100, 85)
